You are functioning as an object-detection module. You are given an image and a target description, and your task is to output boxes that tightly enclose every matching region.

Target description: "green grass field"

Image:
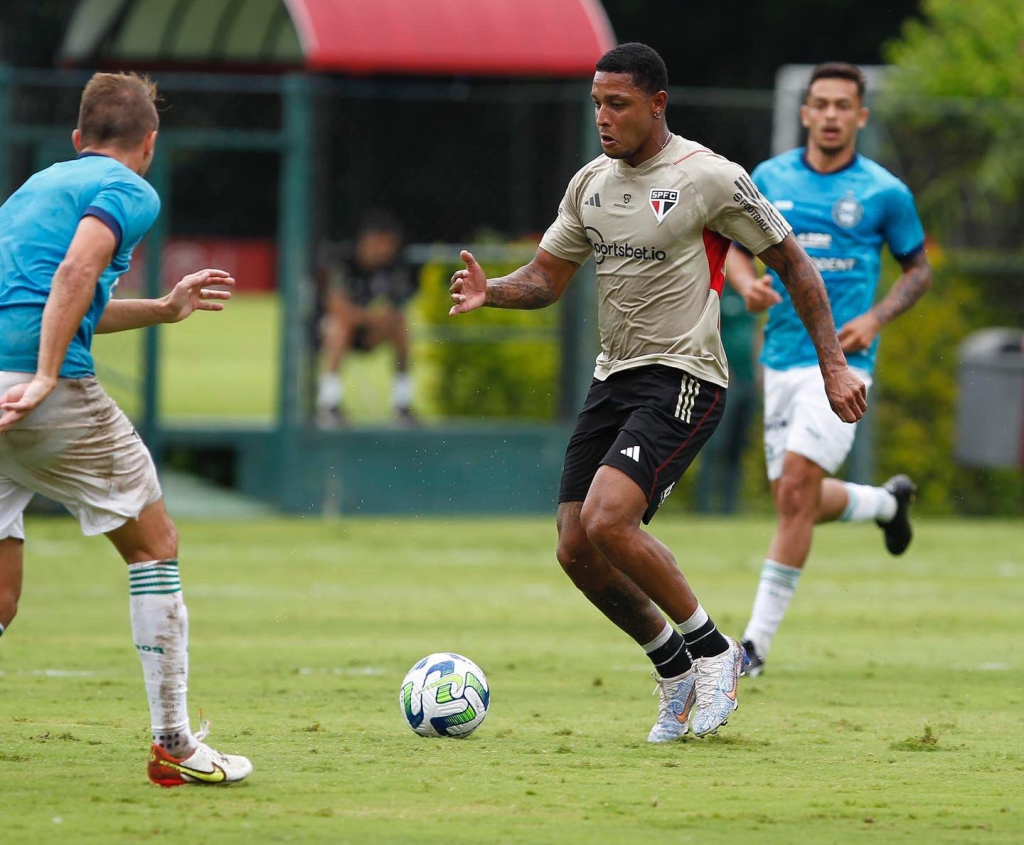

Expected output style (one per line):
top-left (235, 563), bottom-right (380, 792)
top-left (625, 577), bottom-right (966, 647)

top-left (1, 516), bottom-right (1021, 843)
top-left (91, 293), bottom-right (433, 422)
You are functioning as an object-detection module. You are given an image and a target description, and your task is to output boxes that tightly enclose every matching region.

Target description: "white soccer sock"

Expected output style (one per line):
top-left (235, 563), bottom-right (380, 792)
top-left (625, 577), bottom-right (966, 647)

top-left (641, 622), bottom-right (675, 653)
top-left (742, 559), bottom-right (802, 658)
top-left (317, 373), bottom-right (344, 409)
top-left (840, 482), bottom-right (898, 523)
top-left (392, 372), bottom-right (413, 410)
top-left (128, 560), bottom-right (195, 757)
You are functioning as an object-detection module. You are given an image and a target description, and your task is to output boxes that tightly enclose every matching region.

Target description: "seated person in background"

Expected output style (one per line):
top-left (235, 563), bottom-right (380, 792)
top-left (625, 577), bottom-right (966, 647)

top-left (316, 211), bottom-right (417, 425)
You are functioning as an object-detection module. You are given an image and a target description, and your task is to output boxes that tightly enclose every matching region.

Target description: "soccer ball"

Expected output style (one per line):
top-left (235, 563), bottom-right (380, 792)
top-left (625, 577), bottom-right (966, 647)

top-left (399, 652), bottom-right (490, 738)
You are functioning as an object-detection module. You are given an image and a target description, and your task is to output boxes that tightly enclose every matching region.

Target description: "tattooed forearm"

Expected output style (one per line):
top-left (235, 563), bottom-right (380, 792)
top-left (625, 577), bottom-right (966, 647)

top-left (484, 261), bottom-right (558, 310)
top-left (759, 235), bottom-right (845, 369)
top-left (871, 254), bottom-right (932, 325)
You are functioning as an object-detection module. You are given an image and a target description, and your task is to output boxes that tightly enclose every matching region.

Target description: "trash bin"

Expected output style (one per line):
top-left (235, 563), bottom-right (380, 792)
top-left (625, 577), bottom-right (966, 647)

top-left (956, 328), bottom-right (1024, 468)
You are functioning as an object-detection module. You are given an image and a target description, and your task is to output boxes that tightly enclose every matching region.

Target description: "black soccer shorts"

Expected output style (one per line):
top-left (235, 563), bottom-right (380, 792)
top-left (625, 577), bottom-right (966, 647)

top-left (558, 365), bottom-right (726, 524)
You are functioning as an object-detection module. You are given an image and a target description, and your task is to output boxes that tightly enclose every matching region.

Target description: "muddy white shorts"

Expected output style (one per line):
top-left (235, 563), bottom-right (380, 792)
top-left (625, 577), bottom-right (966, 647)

top-left (763, 364), bottom-right (872, 481)
top-left (0, 372), bottom-right (162, 539)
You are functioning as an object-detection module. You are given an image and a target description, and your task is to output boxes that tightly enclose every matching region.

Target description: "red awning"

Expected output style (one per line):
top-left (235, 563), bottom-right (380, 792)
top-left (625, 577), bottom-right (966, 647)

top-left (284, 0), bottom-right (615, 77)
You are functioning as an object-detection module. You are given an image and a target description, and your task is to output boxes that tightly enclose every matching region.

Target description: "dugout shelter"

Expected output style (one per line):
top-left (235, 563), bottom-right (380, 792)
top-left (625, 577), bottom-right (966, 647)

top-left (0, 0), bottom-right (615, 514)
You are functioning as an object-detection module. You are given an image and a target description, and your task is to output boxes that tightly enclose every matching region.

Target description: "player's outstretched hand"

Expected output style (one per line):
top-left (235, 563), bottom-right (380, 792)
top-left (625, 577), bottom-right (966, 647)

top-left (822, 366), bottom-right (867, 423)
top-left (163, 269), bottom-right (235, 324)
top-left (0, 375), bottom-right (57, 432)
top-left (741, 273), bottom-right (782, 313)
top-left (838, 312), bottom-right (882, 354)
top-left (449, 250), bottom-right (487, 317)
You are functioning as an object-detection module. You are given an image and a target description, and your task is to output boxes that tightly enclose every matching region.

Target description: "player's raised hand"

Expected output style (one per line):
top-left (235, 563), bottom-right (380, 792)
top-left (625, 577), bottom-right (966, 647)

top-left (822, 365), bottom-right (868, 423)
top-left (0, 375), bottom-right (57, 432)
top-left (838, 312), bottom-right (882, 353)
top-left (449, 250), bottom-right (488, 317)
top-left (163, 269), bottom-right (235, 324)
top-left (740, 273), bottom-right (782, 313)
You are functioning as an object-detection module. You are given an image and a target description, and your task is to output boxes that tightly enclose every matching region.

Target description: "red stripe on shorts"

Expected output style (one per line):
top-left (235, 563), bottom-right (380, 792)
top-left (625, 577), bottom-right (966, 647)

top-left (649, 387), bottom-right (721, 500)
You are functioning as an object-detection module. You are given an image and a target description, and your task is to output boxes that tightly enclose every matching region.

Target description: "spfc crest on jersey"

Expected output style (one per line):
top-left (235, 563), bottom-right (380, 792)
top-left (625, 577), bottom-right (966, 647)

top-left (649, 189), bottom-right (679, 224)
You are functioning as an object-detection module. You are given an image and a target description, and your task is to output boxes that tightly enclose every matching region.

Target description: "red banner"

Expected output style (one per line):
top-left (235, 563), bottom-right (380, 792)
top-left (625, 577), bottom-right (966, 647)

top-left (119, 238), bottom-right (277, 293)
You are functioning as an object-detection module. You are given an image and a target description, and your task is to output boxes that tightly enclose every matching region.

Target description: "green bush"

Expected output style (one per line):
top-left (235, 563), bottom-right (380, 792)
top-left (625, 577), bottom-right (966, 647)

top-left (415, 258), bottom-right (560, 419)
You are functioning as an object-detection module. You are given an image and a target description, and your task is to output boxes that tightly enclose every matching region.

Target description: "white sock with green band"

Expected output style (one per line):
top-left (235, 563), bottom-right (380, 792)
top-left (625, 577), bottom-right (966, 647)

top-left (840, 482), bottom-right (898, 523)
top-left (128, 559), bottom-right (195, 757)
top-left (743, 559), bottom-right (803, 658)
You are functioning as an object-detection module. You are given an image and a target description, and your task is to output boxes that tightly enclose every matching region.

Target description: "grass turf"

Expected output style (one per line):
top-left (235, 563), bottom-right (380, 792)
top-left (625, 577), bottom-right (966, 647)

top-left (91, 293), bottom-right (429, 423)
top-left (0, 516), bottom-right (1021, 843)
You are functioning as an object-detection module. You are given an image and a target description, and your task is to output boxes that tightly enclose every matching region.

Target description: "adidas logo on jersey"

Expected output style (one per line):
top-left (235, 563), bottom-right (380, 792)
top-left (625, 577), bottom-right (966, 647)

top-left (620, 445), bottom-right (641, 462)
top-left (585, 193), bottom-right (601, 207)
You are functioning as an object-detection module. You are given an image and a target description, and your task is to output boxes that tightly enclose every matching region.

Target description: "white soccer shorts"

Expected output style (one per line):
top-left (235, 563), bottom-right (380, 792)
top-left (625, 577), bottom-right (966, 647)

top-left (762, 364), bottom-right (872, 481)
top-left (0, 372), bottom-right (162, 539)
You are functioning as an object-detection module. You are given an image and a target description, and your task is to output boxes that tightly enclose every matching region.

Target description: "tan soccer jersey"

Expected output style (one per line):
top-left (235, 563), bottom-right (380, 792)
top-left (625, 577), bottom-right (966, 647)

top-left (540, 134), bottom-right (791, 387)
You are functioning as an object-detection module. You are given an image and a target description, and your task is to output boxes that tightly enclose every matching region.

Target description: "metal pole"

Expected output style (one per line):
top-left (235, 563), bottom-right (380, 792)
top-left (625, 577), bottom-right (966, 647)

top-left (276, 73), bottom-right (314, 508)
top-left (140, 150), bottom-right (170, 449)
top-left (558, 88), bottom-right (600, 420)
top-left (277, 73), bottom-right (313, 431)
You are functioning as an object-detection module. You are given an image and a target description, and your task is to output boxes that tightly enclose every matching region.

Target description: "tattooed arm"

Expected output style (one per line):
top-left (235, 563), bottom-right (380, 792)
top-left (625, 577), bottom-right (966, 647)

top-left (838, 250), bottom-right (933, 353)
top-left (757, 233), bottom-right (867, 423)
top-left (449, 248), bottom-right (578, 316)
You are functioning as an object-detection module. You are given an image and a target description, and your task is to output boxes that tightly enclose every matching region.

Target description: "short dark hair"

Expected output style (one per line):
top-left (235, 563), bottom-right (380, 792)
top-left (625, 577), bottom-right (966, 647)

top-left (595, 43), bottom-right (669, 96)
top-left (78, 72), bottom-right (159, 149)
top-left (358, 210), bottom-right (402, 238)
top-left (806, 62), bottom-right (866, 101)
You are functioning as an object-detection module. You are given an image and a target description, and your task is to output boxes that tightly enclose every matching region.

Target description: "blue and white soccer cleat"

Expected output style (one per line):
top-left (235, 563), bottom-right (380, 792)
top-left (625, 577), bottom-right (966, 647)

top-left (690, 637), bottom-right (747, 737)
top-left (647, 669), bottom-right (696, 743)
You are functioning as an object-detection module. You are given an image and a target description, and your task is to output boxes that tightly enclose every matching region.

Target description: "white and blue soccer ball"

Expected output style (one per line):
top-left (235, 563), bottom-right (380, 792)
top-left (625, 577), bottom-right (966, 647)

top-left (399, 652), bottom-right (490, 738)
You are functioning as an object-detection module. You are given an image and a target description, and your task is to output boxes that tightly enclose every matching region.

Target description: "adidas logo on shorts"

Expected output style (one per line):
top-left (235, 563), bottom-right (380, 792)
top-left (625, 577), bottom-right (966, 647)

top-left (620, 445), bottom-right (641, 462)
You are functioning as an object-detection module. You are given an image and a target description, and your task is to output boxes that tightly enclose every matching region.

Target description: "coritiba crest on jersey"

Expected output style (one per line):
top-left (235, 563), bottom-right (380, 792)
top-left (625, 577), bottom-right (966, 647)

top-left (831, 193), bottom-right (863, 228)
top-left (649, 189), bottom-right (679, 224)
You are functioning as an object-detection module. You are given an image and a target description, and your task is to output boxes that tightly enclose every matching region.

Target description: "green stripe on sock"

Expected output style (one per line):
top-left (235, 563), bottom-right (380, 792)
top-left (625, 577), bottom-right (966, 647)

top-left (129, 566), bottom-right (179, 577)
top-left (129, 587), bottom-right (182, 596)
top-left (129, 581), bottom-right (180, 589)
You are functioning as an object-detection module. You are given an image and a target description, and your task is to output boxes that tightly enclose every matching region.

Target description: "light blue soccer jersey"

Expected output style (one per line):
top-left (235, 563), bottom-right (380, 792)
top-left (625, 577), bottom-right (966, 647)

top-left (0, 153), bottom-right (160, 378)
top-left (752, 148), bottom-right (924, 374)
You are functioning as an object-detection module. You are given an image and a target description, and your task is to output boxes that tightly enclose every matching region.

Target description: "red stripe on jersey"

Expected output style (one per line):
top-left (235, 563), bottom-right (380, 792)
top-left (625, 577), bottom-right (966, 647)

top-left (702, 227), bottom-right (729, 296)
top-left (673, 148), bottom-right (710, 164)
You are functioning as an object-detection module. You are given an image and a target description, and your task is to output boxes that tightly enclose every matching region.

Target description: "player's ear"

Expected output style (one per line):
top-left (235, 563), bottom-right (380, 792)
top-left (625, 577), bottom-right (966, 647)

top-left (857, 106), bottom-right (869, 129)
top-left (799, 104), bottom-right (810, 129)
top-left (72, 128), bottom-right (83, 153)
top-left (651, 90), bottom-right (668, 118)
top-left (144, 130), bottom-right (158, 158)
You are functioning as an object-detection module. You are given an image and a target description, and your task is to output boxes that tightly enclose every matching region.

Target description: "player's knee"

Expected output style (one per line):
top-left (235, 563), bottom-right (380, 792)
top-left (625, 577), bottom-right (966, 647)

top-left (775, 473), bottom-right (817, 521)
top-left (579, 501), bottom-right (628, 554)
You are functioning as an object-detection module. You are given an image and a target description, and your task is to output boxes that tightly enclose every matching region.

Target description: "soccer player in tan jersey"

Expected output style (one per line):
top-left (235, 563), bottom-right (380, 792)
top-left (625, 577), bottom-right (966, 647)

top-left (450, 43), bottom-right (865, 741)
